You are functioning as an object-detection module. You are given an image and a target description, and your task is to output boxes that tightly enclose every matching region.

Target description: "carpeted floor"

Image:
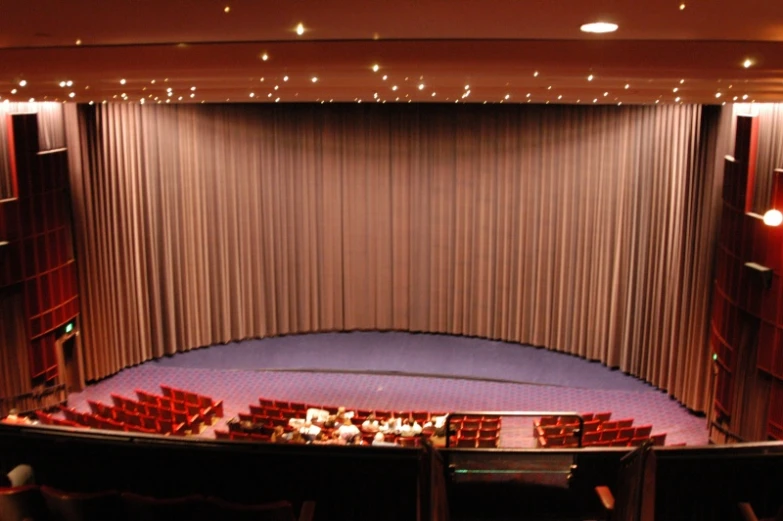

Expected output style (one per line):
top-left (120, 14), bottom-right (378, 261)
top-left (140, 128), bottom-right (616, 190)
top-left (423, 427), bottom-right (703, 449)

top-left (67, 332), bottom-right (709, 446)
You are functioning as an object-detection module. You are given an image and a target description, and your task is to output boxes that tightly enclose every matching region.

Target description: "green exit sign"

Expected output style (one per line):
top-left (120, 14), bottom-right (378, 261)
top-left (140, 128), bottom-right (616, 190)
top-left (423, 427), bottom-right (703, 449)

top-left (712, 353), bottom-right (718, 361)
top-left (65, 323), bottom-right (74, 334)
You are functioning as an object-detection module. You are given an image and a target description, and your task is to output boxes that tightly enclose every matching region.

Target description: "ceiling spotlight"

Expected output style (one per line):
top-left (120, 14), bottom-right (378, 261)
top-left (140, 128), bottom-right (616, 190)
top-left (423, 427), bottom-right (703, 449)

top-left (283, 75), bottom-right (289, 82)
top-left (59, 81), bottom-right (66, 87)
top-left (372, 64), bottom-right (380, 72)
top-left (587, 74), bottom-right (594, 81)
top-left (190, 86), bottom-right (196, 91)
top-left (431, 92), bottom-right (436, 97)
top-left (504, 94), bottom-right (510, 100)
top-left (580, 22), bottom-right (618, 34)
top-left (295, 23), bottom-right (305, 36)
top-left (18, 80), bottom-right (27, 87)
top-left (249, 92), bottom-right (255, 97)
top-left (464, 85), bottom-right (470, 90)
top-left (533, 71), bottom-right (539, 77)
top-left (715, 92), bottom-right (722, 98)
top-left (275, 97), bottom-right (280, 102)
top-left (190, 93), bottom-right (195, 98)
top-left (69, 92), bottom-right (75, 98)
top-left (679, 3), bottom-right (686, 9)
top-left (675, 96), bottom-right (681, 102)
top-left (311, 77), bottom-right (318, 83)
top-left (11, 89), bottom-right (17, 94)
top-left (120, 79), bottom-right (126, 85)
top-left (557, 95), bottom-right (562, 100)
top-left (673, 87), bottom-right (679, 92)
top-left (224, 5), bottom-right (230, 13)
top-left (391, 85), bottom-right (398, 91)
top-left (28, 98), bottom-right (34, 102)
top-left (167, 87), bottom-right (172, 92)
top-left (75, 39), bottom-right (82, 45)
top-left (261, 53), bottom-right (269, 61)
top-left (593, 98), bottom-right (598, 103)
top-left (625, 84), bottom-right (630, 89)
top-left (418, 83), bottom-right (425, 90)
top-left (382, 75), bottom-right (388, 81)
top-left (742, 94), bottom-right (749, 100)
top-left (680, 79), bottom-right (685, 84)
top-left (743, 58), bottom-right (753, 68)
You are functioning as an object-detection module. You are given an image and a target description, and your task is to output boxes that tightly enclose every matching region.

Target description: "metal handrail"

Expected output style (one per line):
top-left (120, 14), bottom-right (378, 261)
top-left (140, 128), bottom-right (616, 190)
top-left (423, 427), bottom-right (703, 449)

top-left (444, 410), bottom-right (586, 448)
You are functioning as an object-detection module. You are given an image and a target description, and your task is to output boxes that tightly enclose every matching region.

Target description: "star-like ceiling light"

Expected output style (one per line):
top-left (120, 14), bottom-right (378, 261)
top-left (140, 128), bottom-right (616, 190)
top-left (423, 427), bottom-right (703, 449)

top-left (580, 22), bottom-right (618, 34)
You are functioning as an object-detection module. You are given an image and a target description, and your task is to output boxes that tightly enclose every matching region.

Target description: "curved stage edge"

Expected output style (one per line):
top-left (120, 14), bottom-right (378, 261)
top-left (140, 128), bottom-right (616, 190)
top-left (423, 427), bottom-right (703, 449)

top-left (69, 331), bottom-right (709, 446)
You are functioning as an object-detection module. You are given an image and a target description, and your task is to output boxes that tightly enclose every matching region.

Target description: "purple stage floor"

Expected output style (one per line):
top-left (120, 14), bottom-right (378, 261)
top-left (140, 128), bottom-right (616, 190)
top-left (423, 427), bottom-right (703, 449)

top-left (68, 332), bottom-right (709, 446)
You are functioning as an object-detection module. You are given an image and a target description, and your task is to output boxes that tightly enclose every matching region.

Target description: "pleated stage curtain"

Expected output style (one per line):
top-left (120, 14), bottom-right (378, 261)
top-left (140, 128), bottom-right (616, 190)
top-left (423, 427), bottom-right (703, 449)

top-left (63, 103), bottom-right (724, 412)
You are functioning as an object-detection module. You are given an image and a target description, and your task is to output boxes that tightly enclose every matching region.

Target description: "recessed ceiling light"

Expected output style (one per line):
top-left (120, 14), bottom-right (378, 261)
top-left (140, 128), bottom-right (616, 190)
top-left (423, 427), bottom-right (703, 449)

top-left (742, 94), bottom-right (748, 100)
top-left (418, 83), bottom-right (425, 90)
top-left (673, 87), bottom-right (679, 92)
top-left (587, 74), bottom-right (594, 81)
top-left (580, 22), bottom-right (618, 34)
top-left (593, 98), bottom-right (598, 103)
top-left (75, 39), bottom-right (82, 45)
top-left (557, 95), bottom-right (562, 100)
top-left (715, 93), bottom-right (722, 98)
top-left (743, 58), bottom-right (753, 68)
top-left (526, 93), bottom-right (531, 97)
top-left (261, 53), bottom-right (269, 61)
top-left (547, 86), bottom-right (552, 90)
top-left (625, 84), bottom-right (630, 89)
top-left (464, 85), bottom-right (470, 90)
top-left (167, 87), bottom-right (172, 92)
top-left (11, 89), bottom-right (17, 94)
top-left (372, 64), bottom-right (380, 72)
top-left (275, 97), bottom-right (280, 103)
top-left (283, 75), bottom-right (289, 82)
top-left (59, 81), bottom-right (66, 87)
top-left (675, 97), bottom-right (681, 102)
top-left (431, 92), bottom-right (436, 97)
top-left (249, 92), bottom-right (255, 97)
top-left (679, 3), bottom-right (686, 9)
top-left (224, 6), bottom-right (230, 13)
top-left (18, 80), bottom-right (27, 87)
top-left (274, 85), bottom-right (279, 90)
top-left (69, 92), bottom-right (75, 98)
top-left (295, 23), bottom-right (305, 36)
top-left (190, 93), bottom-right (195, 98)
top-left (680, 79), bottom-right (685, 84)
top-left (120, 79), bottom-right (126, 85)
top-left (392, 85), bottom-right (398, 91)
top-left (382, 75), bottom-right (388, 81)
top-left (504, 94), bottom-right (510, 100)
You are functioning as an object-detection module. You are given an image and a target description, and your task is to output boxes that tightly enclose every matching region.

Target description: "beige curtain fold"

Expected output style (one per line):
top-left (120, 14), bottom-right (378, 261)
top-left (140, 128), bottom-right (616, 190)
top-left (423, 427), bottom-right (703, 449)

top-left (65, 102), bottom-right (724, 412)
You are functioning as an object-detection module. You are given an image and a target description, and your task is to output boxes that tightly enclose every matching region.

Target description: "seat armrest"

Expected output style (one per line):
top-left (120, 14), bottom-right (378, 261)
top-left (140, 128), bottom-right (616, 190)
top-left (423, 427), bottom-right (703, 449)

top-left (298, 500), bottom-right (316, 521)
top-left (595, 485), bottom-right (615, 511)
top-left (738, 503), bottom-right (760, 521)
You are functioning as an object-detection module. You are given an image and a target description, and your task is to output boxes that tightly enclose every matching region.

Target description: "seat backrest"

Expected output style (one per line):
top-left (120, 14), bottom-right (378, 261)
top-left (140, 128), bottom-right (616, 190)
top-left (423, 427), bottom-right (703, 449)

top-left (42, 485), bottom-right (119, 521)
top-left (634, 425), bottom-right (653, 438)
top-left (0, 485), bottom-right (48, 521)
top-left (206, 497), bottom-right (295, 521)
top-left (122, 492), bottom-right (207, 521)
top-left (595, 412), bottom-right (612, 422)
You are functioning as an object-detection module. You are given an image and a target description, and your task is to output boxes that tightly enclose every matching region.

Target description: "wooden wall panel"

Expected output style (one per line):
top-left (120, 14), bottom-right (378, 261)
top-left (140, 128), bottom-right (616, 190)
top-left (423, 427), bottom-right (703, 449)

top-left (712, 114), bottom-right (783, 441)
top-left (1, 113), bottom-right (79, 390)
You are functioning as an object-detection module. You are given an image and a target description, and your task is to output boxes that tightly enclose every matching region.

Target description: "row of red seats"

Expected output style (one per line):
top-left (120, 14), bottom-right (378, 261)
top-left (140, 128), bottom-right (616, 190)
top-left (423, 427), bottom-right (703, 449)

top-left (107, 394), bottom-right (207, 434)
top-left (534, 412), bottom-right (663, 448)
top-left (84, 401), bottom-right (187, 435)
top-left (155, 385), bottom-right (224, 418)
top-left (35, 410), bottom-right (87, 429)
top-left (0, 484), bottom-right (314, 521)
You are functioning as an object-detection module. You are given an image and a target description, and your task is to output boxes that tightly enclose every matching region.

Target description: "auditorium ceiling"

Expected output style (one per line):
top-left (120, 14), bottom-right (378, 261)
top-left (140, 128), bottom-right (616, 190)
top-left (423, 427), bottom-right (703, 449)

top-left (1, 0), bottom-right (782, 105)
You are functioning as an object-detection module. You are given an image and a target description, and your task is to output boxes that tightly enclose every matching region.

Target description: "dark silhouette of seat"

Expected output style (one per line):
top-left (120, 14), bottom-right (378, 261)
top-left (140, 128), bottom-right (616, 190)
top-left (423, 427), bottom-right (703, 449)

top-left (42, 485), bottom-right (119, 521)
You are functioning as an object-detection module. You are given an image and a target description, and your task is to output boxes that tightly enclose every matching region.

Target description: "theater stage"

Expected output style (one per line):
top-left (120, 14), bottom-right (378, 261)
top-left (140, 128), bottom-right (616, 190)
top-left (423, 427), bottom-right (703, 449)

top-left (66, 331), bottom-right (709, 446)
